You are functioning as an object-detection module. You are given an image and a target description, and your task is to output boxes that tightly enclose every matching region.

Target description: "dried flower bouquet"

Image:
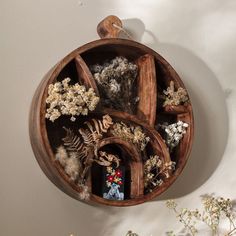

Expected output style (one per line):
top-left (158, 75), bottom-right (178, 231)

top-left (43, 56), bottom-right (191, 202)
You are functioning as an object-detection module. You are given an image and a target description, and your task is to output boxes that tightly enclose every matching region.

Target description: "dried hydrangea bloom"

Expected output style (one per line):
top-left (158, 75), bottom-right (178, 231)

top-left (163, 80), bottom-right (189, 107)
top-left (90, 57), bottom-right (138, 113)
top-left (45, 78), bottom-right (100, 122)
top-left (111, 122), bottom-right (150, 151)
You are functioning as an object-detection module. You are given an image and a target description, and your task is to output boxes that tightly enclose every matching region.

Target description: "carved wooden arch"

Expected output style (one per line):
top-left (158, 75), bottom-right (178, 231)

top-left (97, 137), bottom-right (144, 198)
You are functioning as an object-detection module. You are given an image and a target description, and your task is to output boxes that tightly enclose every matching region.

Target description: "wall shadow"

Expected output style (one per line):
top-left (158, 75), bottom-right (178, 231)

top-left (122, 18), bottom-right (229, 199)
top-left (67, 17), bottom-right (230, 236)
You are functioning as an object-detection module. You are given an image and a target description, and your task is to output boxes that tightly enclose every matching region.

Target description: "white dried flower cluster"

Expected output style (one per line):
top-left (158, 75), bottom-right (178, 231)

top-left (144, 155), bottom-right (175, 192)
top-left (166, 195), bottom-right (236, 236)
top-left (111, 122), bottom-right (150, 151)
top-left (90, 57), bottom-right (138, 112)
top-left (161, 121), bottom-right (189, 151)
top-left (55, 146), bottom-right (80, 181)
top-left (163, 80), bottom-right (189, 107)
top-left (45, 78), bottom-right (100, 122)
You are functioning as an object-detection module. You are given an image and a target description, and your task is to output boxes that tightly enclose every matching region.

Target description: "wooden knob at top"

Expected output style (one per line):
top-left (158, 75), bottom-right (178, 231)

top-left (97, 15), bottom-right (123, 39)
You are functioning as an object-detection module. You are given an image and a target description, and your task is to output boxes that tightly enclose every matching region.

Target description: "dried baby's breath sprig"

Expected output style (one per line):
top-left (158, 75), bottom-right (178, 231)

top-left (90, 57), bottom-right (138, 113)
top-left (201, 195), bottom-right (236, 235)
top-left (55, 145), bottom-right (68, 167)
top-left (144, 155), bottom-right (175, 192)
top-left (159, 121), bottom-right (188, 151)
top-left (111, 122), bottom-right (150, 151)
top-left (166, 195), bottom-right (236, 236)
top-left (45, 78), bottom-right (100, 122)
top-left (166, 200), bottom-right (198, 236)
top-left (163, 81), bottom-right (188, 107)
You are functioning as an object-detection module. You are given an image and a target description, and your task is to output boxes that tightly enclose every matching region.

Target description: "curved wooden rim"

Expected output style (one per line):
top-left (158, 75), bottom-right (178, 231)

top-left (30, 38), bottom-right (194, 206)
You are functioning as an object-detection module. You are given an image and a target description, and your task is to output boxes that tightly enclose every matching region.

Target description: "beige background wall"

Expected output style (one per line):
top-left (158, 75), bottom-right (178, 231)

top-left (1, 0), bottom-right (236, 235)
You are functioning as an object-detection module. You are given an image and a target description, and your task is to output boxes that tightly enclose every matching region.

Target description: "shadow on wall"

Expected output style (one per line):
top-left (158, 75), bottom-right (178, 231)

top-left (122, 18), bottom-right (229, 199)
top-left (72, 17), bottom-right (230, 236)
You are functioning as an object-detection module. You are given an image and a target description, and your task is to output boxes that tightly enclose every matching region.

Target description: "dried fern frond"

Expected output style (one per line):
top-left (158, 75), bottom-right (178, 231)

top-left (84, 114), bottom-right (113, 135)
top-left (79, 128), bottom-right (96, 146)
top-left (58, 115), bottom-right (114, 185)
top-left (62, 127), bottom-right (84, 153)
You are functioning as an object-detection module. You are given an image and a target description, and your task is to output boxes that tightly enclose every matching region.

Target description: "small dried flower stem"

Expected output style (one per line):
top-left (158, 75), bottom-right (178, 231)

top-left (172, 207), bottom-right (196, 236)
top-left (166, 196), bottom-right (236, 236)
top-left (226, 227), bottom-right (236, 236)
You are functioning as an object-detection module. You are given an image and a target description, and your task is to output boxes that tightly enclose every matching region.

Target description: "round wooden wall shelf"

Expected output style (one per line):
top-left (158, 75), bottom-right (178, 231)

top-left (29, 16), bottom-right (194, 206)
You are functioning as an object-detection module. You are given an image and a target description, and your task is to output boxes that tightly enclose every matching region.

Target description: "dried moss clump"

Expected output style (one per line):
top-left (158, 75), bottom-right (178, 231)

top-left (45, 78), bottom-right (100, 122)
top-left (111, 122), bottom-right (150, 151)
top-left (55, 115), bottom-right (114, 185)
top-left (166, 195), bottom-right (236, 236)
top-left (163, 81), bottom-right (189, 107)
top-left (90, 57), bottom-right (138, 113)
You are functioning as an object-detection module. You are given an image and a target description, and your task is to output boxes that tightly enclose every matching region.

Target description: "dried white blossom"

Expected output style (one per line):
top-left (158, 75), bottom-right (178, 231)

top-left (160, 121), bottom-right (189, 151)
top-left (111, 122), bottom-right (150, 151)
top-left (45, 78), bottom-right (100, 122)
top-left (163, 81), bottom-right (189, 107)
